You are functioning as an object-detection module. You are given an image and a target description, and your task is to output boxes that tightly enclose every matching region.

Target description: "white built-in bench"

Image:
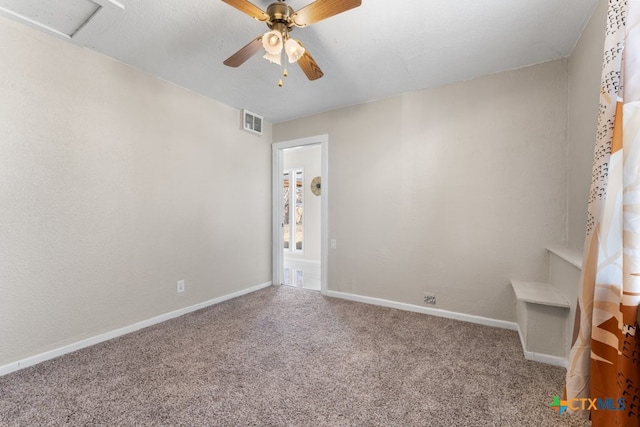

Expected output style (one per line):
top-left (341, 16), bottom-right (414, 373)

top-left (511, 281), bottom-right (570, 309)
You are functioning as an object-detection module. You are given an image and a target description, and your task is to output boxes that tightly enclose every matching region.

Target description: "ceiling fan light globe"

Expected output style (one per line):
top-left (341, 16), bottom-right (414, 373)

top-left (263, 51), bottom-right (282, 65)
top-left (262, 30), bottom-right (283, 55)
top-left (285, 38), bottom-right (305, 63)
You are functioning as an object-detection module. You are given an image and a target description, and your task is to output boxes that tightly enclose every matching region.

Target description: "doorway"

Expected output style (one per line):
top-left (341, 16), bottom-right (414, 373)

top-left (272, 135), bottom-right (328, 294)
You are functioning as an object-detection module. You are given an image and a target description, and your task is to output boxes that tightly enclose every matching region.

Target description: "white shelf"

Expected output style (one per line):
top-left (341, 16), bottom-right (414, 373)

top-left (511, 280), bottom-right (569, 309)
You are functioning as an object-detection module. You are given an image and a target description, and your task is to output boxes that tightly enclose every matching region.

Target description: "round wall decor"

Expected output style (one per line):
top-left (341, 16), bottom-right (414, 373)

top-left (311, 176), bottom-right (321, 196)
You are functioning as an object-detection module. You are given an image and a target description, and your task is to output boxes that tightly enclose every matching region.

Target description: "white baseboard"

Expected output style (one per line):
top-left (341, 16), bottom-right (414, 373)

top-left (516, 325), bottom-right (567, 367)
top-left (325, 290), bottom-right (518, 331)
top-left (0, 281), bottom-right (272, 377)
top-left (324, 291), bottom-right (573, 365)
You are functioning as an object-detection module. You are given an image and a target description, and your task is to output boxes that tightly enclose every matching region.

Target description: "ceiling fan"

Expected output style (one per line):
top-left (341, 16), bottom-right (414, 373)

top-left (222, 0), bottom-right (362, 83)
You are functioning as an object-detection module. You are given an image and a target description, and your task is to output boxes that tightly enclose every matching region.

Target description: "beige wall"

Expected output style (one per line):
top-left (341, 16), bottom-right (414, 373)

top-left (274, 60), bottom-right (569, 321)
top-left (0, 17), bottom-right (272, 366)
top-left (567, 0), bottom-right (608, 251)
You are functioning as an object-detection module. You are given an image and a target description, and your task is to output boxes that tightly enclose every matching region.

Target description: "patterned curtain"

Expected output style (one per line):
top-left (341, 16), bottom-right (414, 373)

top-left (566, 0), bottom-right (640, 425)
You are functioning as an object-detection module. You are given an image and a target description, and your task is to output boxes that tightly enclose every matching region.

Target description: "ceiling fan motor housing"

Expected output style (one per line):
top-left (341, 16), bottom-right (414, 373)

top-left (266, 2), bottom-right (295, 32)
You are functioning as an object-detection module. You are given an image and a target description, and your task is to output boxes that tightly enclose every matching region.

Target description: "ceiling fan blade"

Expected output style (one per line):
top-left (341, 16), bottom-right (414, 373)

top-left (221, 0), bottom-right (269, 21)
top-left (297, 49), bottom-right (324, 80)
top-left (292, 0), bottom-right (361, 27)
top-left (223, 37), bottom-right (263, 67)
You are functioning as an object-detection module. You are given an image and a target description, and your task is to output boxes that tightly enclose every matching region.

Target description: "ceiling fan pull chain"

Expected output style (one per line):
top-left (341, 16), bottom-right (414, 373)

top-left (281, 30), bottom-right (289, 79)
top-left (279, 49), bottom-right (285, 87)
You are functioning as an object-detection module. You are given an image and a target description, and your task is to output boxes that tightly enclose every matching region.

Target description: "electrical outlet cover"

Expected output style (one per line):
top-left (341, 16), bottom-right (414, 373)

top-left (423, 293), bottom-right (436, 305)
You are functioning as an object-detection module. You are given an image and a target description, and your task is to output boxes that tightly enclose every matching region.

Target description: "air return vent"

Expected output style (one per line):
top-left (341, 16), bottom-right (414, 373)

top-left (242, 110), bottom-right (263, 136)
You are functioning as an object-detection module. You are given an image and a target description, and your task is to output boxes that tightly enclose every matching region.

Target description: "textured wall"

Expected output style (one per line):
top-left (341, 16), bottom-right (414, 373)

top-left (0, 17), bottom-right (272, 366)
top-left (567, 0), bottom-right (608, 251)
top-left (274, 60), bottom-right (569, 321)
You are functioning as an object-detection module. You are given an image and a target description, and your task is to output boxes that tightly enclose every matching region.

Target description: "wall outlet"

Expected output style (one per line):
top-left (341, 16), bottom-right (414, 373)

top-left (423, 293), bottom-right (436, 305)
top-left (177, 280), bottom-right (185, 294)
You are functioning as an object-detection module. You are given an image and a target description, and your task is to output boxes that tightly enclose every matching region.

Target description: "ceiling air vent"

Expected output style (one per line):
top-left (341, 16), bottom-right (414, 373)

top-left (242, 110), bottom-right (263, 136)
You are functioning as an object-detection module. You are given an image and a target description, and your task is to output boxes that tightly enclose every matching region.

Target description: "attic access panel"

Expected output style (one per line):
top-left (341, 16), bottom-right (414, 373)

top-left (0, 0), bottom-right (123, 41)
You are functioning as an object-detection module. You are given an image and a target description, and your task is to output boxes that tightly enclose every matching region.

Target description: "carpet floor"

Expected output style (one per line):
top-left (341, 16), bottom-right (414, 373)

top-left (0, 285), bottom-right (590, 426)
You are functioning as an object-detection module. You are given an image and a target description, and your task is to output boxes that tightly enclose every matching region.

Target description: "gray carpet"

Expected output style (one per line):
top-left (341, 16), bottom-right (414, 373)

top-left (0, 286), bottom-right (589, 426)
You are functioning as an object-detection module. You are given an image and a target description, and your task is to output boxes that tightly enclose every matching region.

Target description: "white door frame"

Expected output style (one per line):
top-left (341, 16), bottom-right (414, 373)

top-left (272, 134), bottom-right (328, 294)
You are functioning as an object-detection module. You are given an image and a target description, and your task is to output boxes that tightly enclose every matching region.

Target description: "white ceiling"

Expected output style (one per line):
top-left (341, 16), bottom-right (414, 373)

top-left (0, 0), bottom-right (598, 123)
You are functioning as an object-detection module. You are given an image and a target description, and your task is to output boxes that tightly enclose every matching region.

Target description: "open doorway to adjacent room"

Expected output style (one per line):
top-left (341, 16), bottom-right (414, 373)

top-left (272, 135), bottom-right (328, 293)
